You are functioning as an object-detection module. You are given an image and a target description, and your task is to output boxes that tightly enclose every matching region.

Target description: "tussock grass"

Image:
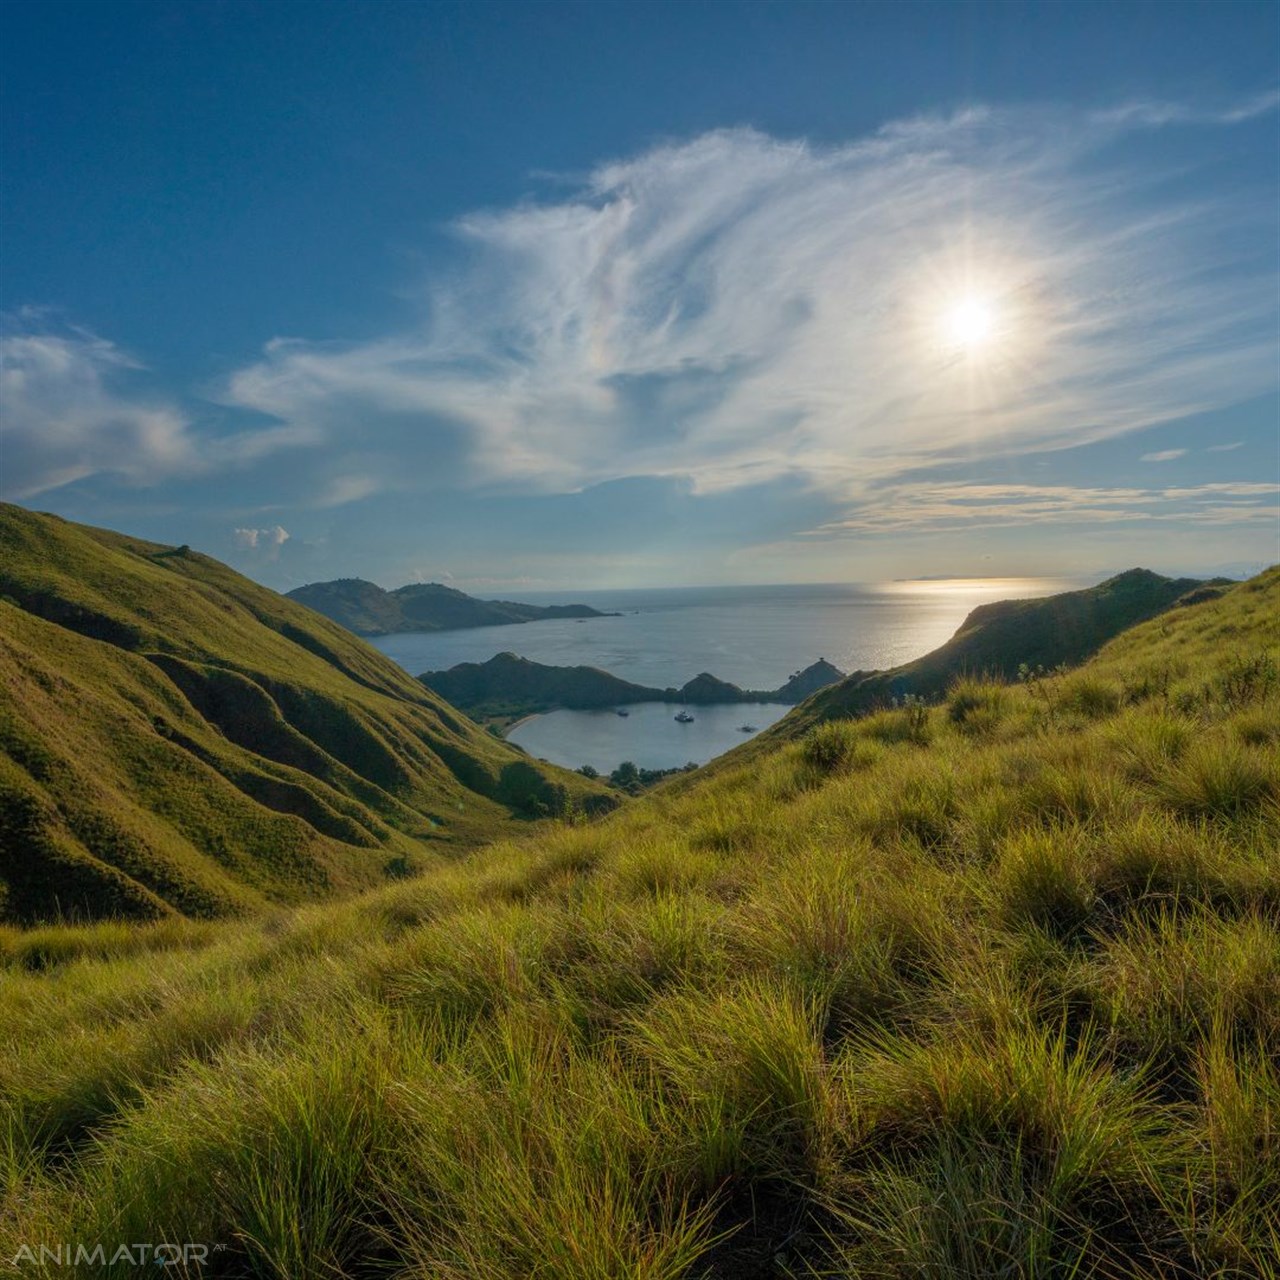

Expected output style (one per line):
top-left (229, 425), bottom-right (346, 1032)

top-left (2, 568), bottom-right (1277, 1276)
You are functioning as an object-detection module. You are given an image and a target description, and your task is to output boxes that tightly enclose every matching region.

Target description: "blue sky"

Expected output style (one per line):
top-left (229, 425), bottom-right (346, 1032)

top-left (2, 0), bottom-right (1277, 591)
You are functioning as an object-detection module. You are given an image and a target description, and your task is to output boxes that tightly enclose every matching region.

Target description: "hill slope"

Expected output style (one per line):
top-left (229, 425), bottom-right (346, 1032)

top-left (287, 577), bottom-right (611, 635)
top-left (0, 505), bottom-right (607, 923)
top-left (3, 567), bottom-right (1276, 1278)
top-left (781, 568), bottom-right (1219, 734)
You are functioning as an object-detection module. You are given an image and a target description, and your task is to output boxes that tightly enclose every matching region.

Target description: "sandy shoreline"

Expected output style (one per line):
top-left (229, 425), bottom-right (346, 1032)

top-left (500, 713), bottom-right (544, 737)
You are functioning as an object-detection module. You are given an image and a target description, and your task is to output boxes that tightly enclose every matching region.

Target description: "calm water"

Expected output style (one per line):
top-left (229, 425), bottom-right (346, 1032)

top-left (371, 578), bottom-right (1071, 772)
top-left (508, 701), bottom-right (793, 774)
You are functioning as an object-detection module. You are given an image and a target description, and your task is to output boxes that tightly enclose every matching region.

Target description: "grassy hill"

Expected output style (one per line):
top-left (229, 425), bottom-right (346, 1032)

top-left (287, 577), bottom-right (610, 635)
top-left (0, 505), bottom-right (608, 923)
top-left (776, 568), bottom-right (1220, 735)
top-left (2, 564), bottom-right (1276, 1276)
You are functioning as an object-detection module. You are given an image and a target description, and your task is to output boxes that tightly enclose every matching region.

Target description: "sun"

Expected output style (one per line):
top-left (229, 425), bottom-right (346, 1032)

top-left (942, 295), bottom-right (996, 349)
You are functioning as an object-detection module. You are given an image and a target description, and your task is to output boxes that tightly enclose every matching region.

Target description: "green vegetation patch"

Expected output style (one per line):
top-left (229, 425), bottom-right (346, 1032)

top-left (1, 564), bottom-right (1276, 1276)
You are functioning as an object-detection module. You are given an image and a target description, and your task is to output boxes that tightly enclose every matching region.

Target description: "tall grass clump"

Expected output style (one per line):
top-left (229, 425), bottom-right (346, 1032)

top-left (801, 719), bottom-right (861, 773)
top-left (630, 980), bottom-right (834, 1190)
top-left (946, 675), bottom-right (1012, 738)
top-left (384, 1015), bottom-right (718, 1280)
top-left (1157, 740), bottom-right (1277, 820)
top-left (833, 1024), bottom-right (1176, 1277)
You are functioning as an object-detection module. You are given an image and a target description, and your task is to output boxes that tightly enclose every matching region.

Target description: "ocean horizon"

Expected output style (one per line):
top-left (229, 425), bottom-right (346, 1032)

top-left (371, 577), bottom-right (1076, 692)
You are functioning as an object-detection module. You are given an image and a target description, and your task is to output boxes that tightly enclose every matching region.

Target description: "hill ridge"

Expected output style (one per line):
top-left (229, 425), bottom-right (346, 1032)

top-left (0, 505), bottom-right (608, 923)
top-left (286, 575), bottom-right (614, 636)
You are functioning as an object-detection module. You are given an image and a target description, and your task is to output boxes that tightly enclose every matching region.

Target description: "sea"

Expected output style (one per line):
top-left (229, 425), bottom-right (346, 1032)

top-left (370, 578), bottom-right (1071, 774)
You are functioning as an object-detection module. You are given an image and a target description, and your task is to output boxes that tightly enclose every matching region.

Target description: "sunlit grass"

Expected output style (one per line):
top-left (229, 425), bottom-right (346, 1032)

top-left (2, 568), bottom-right (1277, 1275)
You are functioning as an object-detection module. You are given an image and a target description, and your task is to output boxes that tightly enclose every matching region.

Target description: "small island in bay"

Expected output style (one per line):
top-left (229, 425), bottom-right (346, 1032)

top-left (286, 577), bottom-right (617, 636)
top-left (419, 652), bottom-right (845, 727)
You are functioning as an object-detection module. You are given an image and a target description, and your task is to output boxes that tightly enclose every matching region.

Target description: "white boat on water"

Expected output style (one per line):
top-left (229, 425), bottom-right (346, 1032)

top-left (674, 711), bottom-right (695, 723)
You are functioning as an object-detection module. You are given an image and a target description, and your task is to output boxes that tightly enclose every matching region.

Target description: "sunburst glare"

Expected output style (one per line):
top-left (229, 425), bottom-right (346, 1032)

top-left (943, 295), bottom-right (997, 349)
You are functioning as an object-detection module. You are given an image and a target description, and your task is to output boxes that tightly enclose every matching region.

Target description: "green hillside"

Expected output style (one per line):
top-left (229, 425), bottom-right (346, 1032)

top-left (0, 505), bottom-right (608, 923)
top-left (287, 576), bottom-right (609, 635)
top-left (780, 568), bottom-right (1219, 735)
top-left (2, 565), bottom-right (1276, 1277)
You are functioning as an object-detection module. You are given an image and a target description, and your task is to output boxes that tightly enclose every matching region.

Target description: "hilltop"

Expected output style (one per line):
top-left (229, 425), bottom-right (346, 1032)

top-left (3, 564), bottom-right (1275, 1278)
top-left (421, 654), bottom-right (845, 723)
top-left (0, 506), bottom-right (608, 923)
top-left (286, 576), bottom-right (613, 635)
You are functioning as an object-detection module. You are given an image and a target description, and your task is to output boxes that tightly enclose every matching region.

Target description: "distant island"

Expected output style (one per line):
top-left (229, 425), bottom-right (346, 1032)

top-left (420, 653), bottom-right (844, 725)
top-left (287, 577), bottom-right (616, 636)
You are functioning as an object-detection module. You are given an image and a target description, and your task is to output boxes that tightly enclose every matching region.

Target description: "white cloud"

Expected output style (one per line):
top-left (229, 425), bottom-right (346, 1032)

top-left (0, 325), bottom-right (198, 499)
top-left (233, 525), bottom-right (290, 550)
top-left (1140, 449), bottom-right (1189, 462)
top-left (315, 474), bottom-right (381, 508)
top-left (0, 317), bottom-right (317, 500)
top-left (1093, 89), bottom-right (1280, 128)
top-left (1206, 440), bottom-right (1244, 452)
top-left (223, 103), bottom-right (1278, 506)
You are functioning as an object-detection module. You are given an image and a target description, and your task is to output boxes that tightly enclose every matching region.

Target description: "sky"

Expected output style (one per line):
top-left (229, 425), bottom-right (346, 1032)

top-left (1, 0), bottom-right (1277, 592)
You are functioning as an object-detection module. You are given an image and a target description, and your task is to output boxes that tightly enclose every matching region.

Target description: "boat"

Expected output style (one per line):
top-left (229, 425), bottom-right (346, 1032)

top-left (674, 711), bottom-right (695, 723)
top-left (615, 708), bottom-right (630, 717)
top-left (738, 724), bottom-right (757, 733)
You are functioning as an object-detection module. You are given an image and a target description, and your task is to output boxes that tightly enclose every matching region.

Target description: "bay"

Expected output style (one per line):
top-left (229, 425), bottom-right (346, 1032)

top-left (507, 701), bottom-right (793, 774)
top-left (370, 578), bottom-right (1071, 771)
top-left (371, 578), bottom-right (1072, 691)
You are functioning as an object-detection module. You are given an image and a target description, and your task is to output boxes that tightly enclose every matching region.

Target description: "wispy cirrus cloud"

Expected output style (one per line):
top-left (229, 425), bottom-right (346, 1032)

top-left (0, 315), bottom-right (317, 501)
top-left (222, 99), bottom-right (1278, 507)
top-left (0, 321), bottom-right (198, 499)
top-left (1092, 88), bottom-right (1280, 128)
top-left (1141, 449), bottom-right (1189, 462)
top-left (808, 480), bottom-right (1280, 535)
top-left (7, 95), bottom-right (1276, 532)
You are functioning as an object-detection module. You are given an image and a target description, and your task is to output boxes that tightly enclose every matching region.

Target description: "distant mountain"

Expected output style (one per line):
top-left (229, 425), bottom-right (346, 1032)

top-left (287, 577), bottom-right (612, 635)
top-left (420, 653), bottom-right (844, 719)
top-left (0, 506), bottom-right (610, 924)
top-left (776, 658), bottom-right (845, 702)
top-left (780, 568), bottom-right (1223, 733)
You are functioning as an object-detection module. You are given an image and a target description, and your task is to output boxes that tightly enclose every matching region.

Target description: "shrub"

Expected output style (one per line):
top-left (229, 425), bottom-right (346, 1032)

top-left (1216, 653), bottom-right (1278, 710)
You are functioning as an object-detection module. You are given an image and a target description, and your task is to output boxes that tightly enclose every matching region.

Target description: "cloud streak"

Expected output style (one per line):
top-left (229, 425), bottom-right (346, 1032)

top-left (0, 323), bottom-right (197, 499)
top-left (223, 103), bottom-right (1278, 506)
top-left (0, 316), bottom-right (319, 502)
top-left (809, 480), bottom-right (1279, 535)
